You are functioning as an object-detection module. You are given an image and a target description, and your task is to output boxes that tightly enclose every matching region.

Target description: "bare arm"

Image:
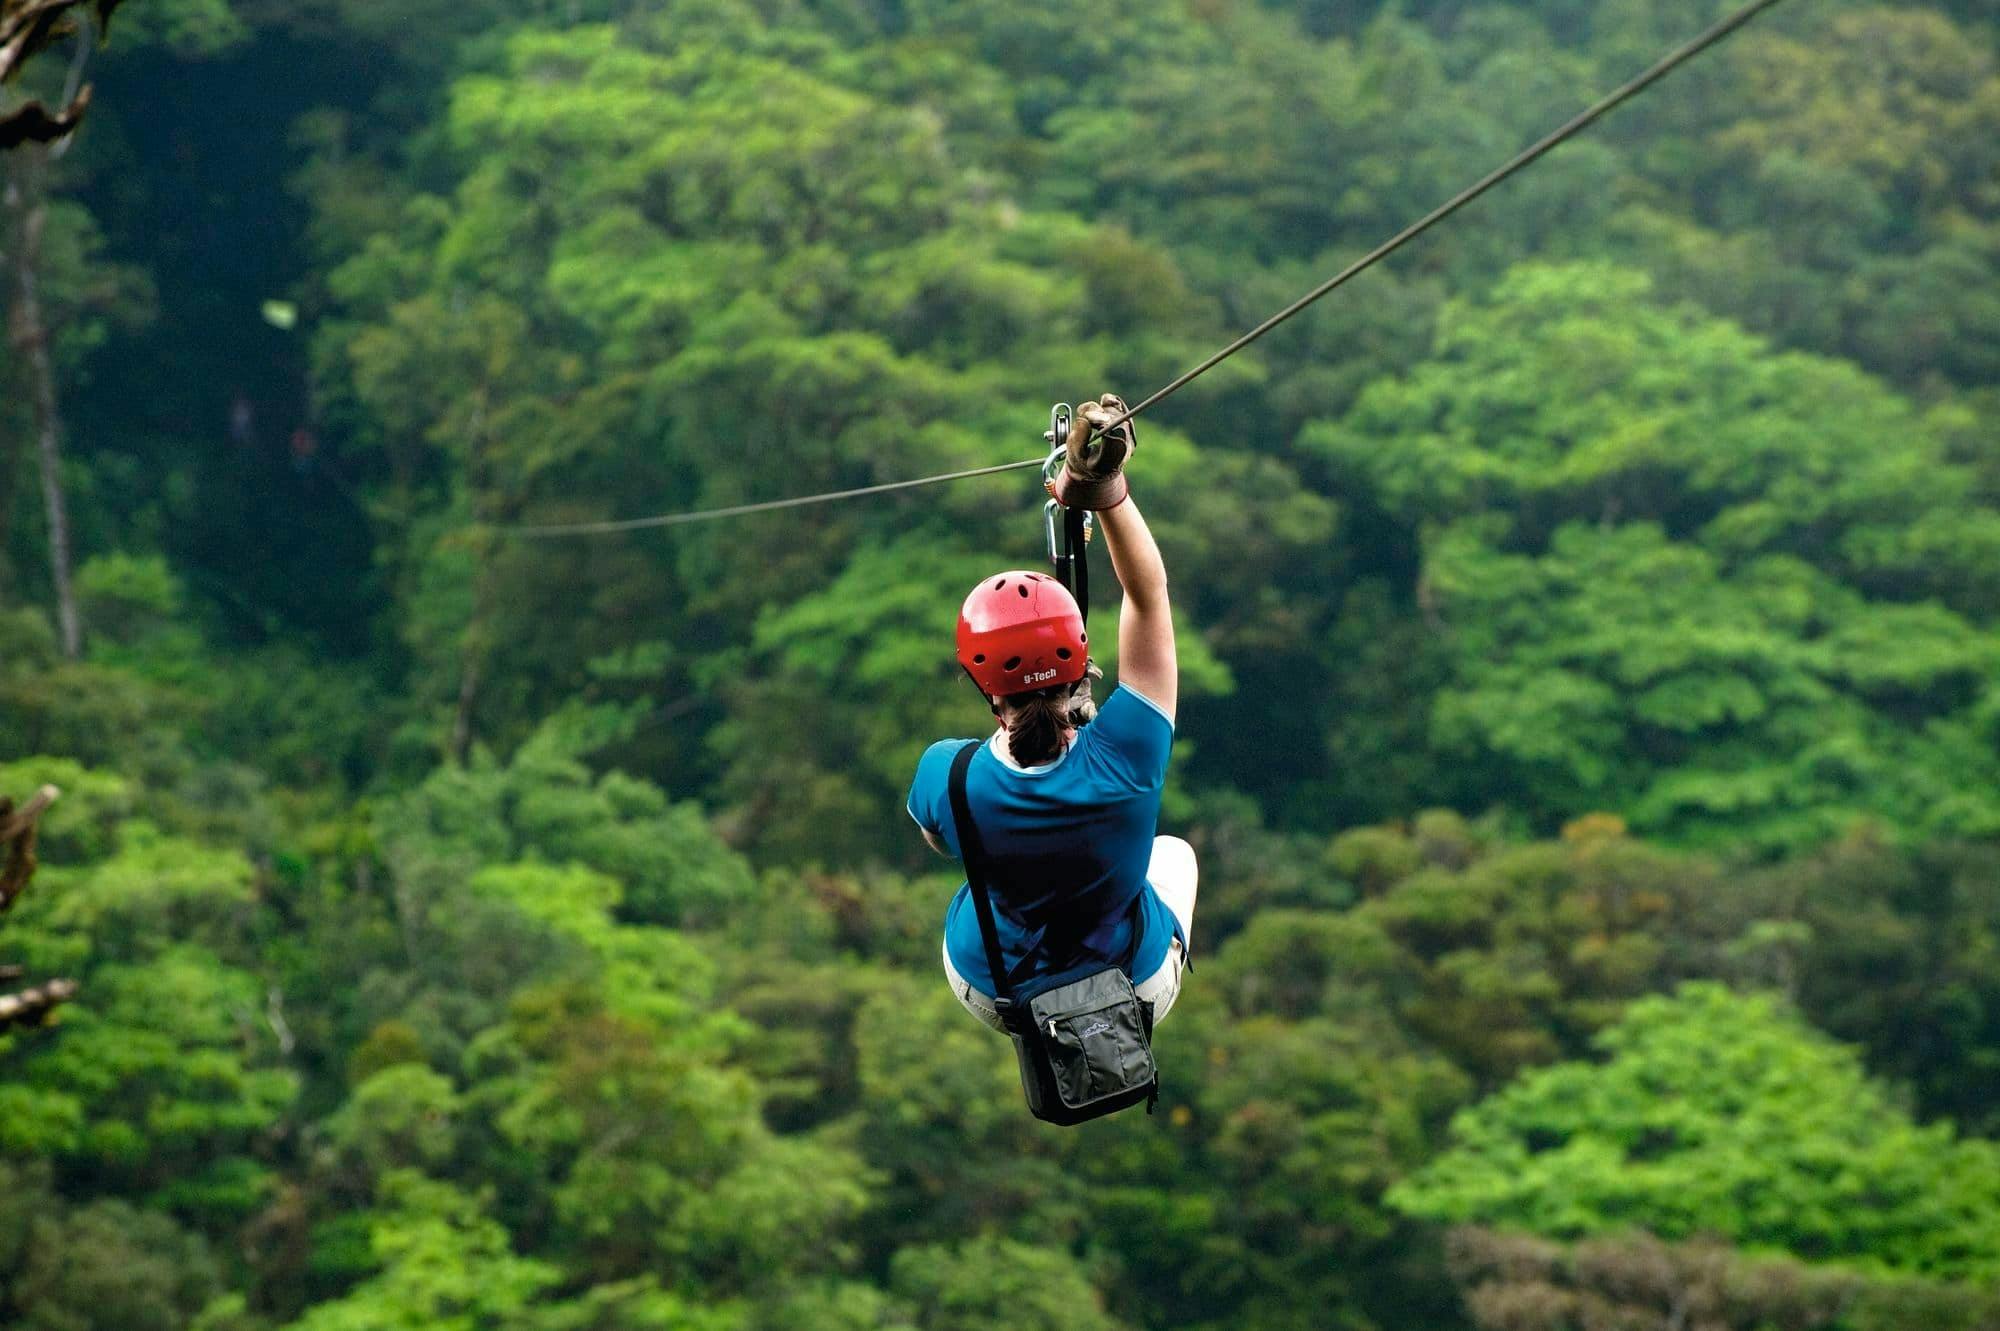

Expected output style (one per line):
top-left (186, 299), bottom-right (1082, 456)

top-left (922, 828), bottom-right (949, 857)
top-left (1098, 496), bottom-right (1176, 721)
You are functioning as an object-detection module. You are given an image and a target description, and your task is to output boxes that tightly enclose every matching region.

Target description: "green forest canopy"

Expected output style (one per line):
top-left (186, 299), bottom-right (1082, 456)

top-left (2, 0), bottom-right (1998, 1328)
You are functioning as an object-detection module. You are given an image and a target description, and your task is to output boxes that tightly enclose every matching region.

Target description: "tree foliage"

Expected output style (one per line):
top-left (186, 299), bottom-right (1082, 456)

top-left (1392, 984), bottom-right (2000, 1278)
top-left (1309, 262), bottom-right (2000, 849)
top-left (3, 0), bottom-right (1999, 1328)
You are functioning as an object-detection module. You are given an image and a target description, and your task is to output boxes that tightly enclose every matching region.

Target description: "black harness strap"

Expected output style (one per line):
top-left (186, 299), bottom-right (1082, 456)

top-left (1061, 504), bottom-right (1089, 625)
top-left (948, 741), bottom-right (1017, 1020)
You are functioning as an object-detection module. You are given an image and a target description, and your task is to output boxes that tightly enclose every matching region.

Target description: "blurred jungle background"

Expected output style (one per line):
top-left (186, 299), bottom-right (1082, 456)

top-left (3, 0), bottom-right (1998, 1326)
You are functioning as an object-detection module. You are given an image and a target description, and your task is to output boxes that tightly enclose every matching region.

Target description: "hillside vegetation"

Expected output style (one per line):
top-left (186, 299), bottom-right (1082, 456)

top-left (2, 0), bottom-right (1997, 1327)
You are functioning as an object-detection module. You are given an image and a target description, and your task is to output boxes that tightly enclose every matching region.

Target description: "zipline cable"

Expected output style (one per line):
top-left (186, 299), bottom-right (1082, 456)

top-left (507, 0), bottom-right (1790, 539)
top-left (507, 457), bottom-right (1044, 536)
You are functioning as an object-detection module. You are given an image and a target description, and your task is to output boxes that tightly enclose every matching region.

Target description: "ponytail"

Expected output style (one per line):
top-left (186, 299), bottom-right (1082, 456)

top-left (1001, 685), bottom-right (1073, 766)
top-left (993, 662), bottom-right (1100, 766)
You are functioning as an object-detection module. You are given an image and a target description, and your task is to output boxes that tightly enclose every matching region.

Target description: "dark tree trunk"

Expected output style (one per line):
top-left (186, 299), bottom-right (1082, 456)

top-left (448, 387), bottom-right (503, 766)
top-left (4, 148), bottom-right (81, 658)
top-left (0, 383), bottom-right (23, 557)
top-left (449, 626), bottom-right (485, 765)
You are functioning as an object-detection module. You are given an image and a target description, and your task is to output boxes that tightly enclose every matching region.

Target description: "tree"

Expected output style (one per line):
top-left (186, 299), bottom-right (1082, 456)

top-left (1732, 837), bottom-right (2000, 1137)
top-left (1443, 1225), bottom-right (2000, 1331)
top-left (281, 1172), bottom-right (562, 1331)
top-left (1306, 262), bottom-right (2000, 849)
top-left (0, 1160), bottom-right (227, 1331)
top-left (889, 1239), bottom-right (1130, 1331)
top-left (1391, 983), bottom-right (2000, 1279)
top-left (2, 0), bottom-right (161, 656)
top-left (1333, 812), bottom-right (1730, 1084)
top-left (6, 138), bottom-right (84, 656)
top-left (0, 767), bottom-right (296, 1221)
top-left (1, 945), bottom-right (297, 1208)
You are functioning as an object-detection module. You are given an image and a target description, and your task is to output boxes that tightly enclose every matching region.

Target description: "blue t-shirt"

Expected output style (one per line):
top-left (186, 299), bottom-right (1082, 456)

top-left (907, 686), bottom-right (1181, 1001)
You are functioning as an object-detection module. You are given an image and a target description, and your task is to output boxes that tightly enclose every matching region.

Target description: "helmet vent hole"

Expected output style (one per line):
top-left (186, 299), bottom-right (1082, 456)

top-left (972, 654), bottom-right (986, 664)
top-left (1002, 656), bottom-right (1022, 671)
top-left (1018, 584), bottom-right (1030, 598)
top-left (1080, 632), bottom-right (1087, 644)
top-left (1056, 648), bottom-right (1072, 661)
top-left (993, 578), bottom-right (1007, 591)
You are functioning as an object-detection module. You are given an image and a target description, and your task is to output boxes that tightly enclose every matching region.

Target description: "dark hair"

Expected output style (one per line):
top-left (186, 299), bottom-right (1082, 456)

top-left (998, 677), bottom-right (1096, 766)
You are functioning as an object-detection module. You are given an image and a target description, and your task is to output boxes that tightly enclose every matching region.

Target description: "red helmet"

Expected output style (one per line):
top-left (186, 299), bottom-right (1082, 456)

top-left (957, 571), bottom-right (1088, 698)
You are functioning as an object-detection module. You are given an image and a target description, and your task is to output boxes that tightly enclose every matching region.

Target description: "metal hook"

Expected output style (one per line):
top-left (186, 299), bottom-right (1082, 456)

top-left (1044, 499), bottom-right (1093, 576)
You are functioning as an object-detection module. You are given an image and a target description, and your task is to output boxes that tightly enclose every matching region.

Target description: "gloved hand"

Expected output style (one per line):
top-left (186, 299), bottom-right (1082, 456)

top-left (1049, 393), bottom-right (1136, 510)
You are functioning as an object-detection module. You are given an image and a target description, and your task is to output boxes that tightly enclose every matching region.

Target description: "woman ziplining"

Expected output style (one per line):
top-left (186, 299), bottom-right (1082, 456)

top-left (885, 0), bottom-right (1793, 1123)
top-left (905, 396), bottom-right (1190, 1123)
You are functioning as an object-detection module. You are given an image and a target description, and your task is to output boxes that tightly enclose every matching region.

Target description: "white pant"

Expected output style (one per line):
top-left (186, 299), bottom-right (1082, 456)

top-left (944, 835), bottom-right (1199, 1032)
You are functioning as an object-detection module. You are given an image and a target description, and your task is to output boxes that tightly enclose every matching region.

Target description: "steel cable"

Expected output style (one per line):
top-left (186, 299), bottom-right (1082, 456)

top-left (506, 457), bottom-right (1045, 536)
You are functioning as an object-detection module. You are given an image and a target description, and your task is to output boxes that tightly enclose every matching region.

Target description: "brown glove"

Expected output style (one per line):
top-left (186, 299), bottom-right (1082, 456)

top-left (1048, 393), bottom-right (1136, 510)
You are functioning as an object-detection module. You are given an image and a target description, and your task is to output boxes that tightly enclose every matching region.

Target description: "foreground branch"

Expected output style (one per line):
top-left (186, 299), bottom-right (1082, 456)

top-left (0, 783), bottom-right (59, 909)
top-left (0, 784), bottom-right (74, 1030)
top-left (0, 0), bottom-right (122, 149)
top-left (0, 975), bottom-right (76, 1029)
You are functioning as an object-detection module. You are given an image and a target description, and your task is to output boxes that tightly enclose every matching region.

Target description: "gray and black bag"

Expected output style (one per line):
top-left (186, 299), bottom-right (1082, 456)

top-left (947, 742), bottom-right (1159, 1125)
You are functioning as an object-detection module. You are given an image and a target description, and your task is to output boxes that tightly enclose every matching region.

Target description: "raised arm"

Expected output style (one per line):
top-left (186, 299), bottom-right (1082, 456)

top-left (1098, 498), bottom-right (1175, 721)
top-left (1051, 394), bottom-right (1176, 722)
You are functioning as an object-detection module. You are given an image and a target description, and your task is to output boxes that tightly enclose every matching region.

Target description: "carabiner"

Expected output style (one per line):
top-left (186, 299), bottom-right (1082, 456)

top-left (1045, 496), bottom-right (1091, 565)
